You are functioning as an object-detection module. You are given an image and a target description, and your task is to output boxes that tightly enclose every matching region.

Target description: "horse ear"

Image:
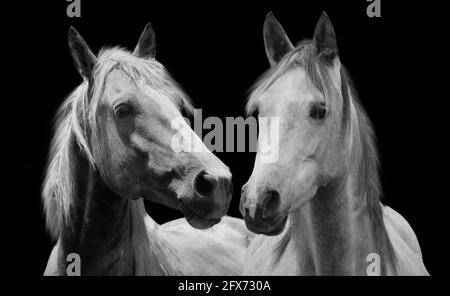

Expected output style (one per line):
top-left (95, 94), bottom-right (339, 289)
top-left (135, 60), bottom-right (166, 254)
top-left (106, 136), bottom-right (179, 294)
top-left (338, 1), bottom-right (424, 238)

top-left (313, 11), bottom-right (338, 62)
top-left (264, 11), bottom-right (294, 66)
top-left (133, 23), bottom-right (156, 59)
top-left (68, 27), bottom-right (97, 79)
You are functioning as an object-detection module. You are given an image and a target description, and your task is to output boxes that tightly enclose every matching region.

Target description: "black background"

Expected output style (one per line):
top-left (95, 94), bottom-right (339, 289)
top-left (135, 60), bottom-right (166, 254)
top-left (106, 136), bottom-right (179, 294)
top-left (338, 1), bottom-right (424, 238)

top-left (8, 0), bottom-right (445, 277)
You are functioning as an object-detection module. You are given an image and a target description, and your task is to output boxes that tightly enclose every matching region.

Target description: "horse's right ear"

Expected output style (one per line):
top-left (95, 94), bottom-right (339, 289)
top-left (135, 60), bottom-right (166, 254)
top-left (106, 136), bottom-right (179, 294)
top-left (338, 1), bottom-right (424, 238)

top-left (68, 27), bottom-right (97, 79)
top-left (263, 11), bottom-right (294, 67)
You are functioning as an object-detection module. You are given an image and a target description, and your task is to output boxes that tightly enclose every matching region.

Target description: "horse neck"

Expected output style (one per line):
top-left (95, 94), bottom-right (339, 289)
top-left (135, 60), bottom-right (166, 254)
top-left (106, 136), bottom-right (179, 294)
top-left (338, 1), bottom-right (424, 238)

top-left (57, 132), bottom-right (177, 275)
top-left (56, 135), bottom-right (133, 275)
top-left (127, 199), bottom-right (180, 275)
top-left (291, 174), bottom-right (377, 275)
top-left (56, 133), bottom-right (131, 274)
top-left (290, 107), bottom-right (393, 275)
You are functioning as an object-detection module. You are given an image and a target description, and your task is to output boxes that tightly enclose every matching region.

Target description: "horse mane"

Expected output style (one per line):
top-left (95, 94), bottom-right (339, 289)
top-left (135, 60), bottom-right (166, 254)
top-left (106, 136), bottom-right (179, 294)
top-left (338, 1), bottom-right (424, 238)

top-left (247, 40), bottom-right (397, 273)
top-left (348, 80), bottom-right (398, 273)
top-left (42, 47), bottom-right (193, 239)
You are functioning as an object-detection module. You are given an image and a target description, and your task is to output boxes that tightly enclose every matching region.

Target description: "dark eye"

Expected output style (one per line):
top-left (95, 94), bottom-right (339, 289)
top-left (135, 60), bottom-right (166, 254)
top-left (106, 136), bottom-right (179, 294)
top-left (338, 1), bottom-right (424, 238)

top-left (114, 103), bottom-right (132, 119)
top-left (309, 102), bottom-right (327, 120)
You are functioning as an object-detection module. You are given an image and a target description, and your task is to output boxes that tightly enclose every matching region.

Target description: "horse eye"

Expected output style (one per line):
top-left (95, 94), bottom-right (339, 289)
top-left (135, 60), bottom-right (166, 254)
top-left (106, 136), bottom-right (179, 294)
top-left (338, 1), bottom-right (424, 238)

top-left (309, 102), bottom-right (327, 120)
top-left (114, 103), bottom-right (132, 119)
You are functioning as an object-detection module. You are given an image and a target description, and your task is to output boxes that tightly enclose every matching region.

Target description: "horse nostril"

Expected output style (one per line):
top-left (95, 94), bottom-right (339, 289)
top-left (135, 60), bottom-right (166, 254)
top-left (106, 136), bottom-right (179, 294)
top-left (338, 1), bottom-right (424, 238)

top-left (262, 190), bottom-right (281, 218)
top-left (194, 171), bottom-right (216, 196)
top-left (241, 183), bottom-right (248, 198)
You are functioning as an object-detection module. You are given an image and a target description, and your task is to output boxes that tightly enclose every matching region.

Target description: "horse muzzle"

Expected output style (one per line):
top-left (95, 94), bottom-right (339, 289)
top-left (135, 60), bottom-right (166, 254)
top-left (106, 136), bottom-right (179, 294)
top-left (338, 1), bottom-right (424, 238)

top-left (240, 187), bottom-right (288, 235)
top-left (179, 170), bottom-right (232, 229)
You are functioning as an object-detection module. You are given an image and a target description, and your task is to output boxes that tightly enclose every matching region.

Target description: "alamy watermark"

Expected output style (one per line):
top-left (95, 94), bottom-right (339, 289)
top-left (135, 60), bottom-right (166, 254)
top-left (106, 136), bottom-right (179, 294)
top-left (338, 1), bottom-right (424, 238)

top-left (64, 252), bottom-right (381, 275)
top-left (66, 0), bottom-right (81, 18)
top-left (367, 0), bottom-right (381, 18)
top-left (170, 109), bottom-right (280, 163)
top-left (366, 253), bottom-right (381, 276)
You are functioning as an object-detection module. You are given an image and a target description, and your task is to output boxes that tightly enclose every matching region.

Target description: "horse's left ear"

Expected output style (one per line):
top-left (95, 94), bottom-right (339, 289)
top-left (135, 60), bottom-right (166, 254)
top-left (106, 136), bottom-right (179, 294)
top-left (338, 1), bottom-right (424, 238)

top-left (68, 27), bottom-right (97, 79)
top-left (133, 22), bottom-right (156, 59)
top-left (264, 11), bottom-right (294, 66)
top-left (313, 11), bottom-right (338, 63)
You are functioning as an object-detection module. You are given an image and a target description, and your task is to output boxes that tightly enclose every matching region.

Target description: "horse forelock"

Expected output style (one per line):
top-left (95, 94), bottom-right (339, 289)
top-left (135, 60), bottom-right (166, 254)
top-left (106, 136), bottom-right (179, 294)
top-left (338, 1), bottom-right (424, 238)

top-left (246, 40), bottom-right (341, 119)
top-left (95, 47), bottom-right (193, 112)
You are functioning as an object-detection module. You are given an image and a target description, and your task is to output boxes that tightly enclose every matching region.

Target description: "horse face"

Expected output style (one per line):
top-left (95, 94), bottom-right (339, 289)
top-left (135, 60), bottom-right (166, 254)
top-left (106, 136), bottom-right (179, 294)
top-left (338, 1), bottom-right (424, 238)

top-left (69, 24), bottom-right (232, 229)
top-left (240, 12), bottom-right (344, 235)
top-left (99, 68), bottom-right (232, 229)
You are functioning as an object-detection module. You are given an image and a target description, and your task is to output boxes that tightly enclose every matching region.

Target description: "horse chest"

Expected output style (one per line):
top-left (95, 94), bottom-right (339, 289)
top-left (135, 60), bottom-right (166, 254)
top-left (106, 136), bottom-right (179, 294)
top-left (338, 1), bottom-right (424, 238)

top-left (244, 235), bottom-right (300, 275)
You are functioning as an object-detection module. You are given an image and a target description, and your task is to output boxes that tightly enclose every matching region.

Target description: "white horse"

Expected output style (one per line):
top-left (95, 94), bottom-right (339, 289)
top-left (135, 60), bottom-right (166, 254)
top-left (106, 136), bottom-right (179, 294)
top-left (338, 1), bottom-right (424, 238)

top-left (240, 12), bottom-right (429, 275)
top-left (43, 23), bottom-right (252, 275)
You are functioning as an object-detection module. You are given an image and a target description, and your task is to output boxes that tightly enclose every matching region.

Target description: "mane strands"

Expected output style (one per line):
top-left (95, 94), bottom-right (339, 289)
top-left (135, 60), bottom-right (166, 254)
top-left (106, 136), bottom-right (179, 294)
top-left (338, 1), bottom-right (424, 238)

top-left (246, 40), bottom-right (340, 120)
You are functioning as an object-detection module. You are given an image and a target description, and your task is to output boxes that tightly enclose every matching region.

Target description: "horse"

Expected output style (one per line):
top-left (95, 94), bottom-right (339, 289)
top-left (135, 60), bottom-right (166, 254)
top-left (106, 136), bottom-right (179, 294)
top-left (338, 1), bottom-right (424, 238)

top-left (239, 12), bottom-right (429, 275)
top-left (43, 23), bottom-right (252, 275)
